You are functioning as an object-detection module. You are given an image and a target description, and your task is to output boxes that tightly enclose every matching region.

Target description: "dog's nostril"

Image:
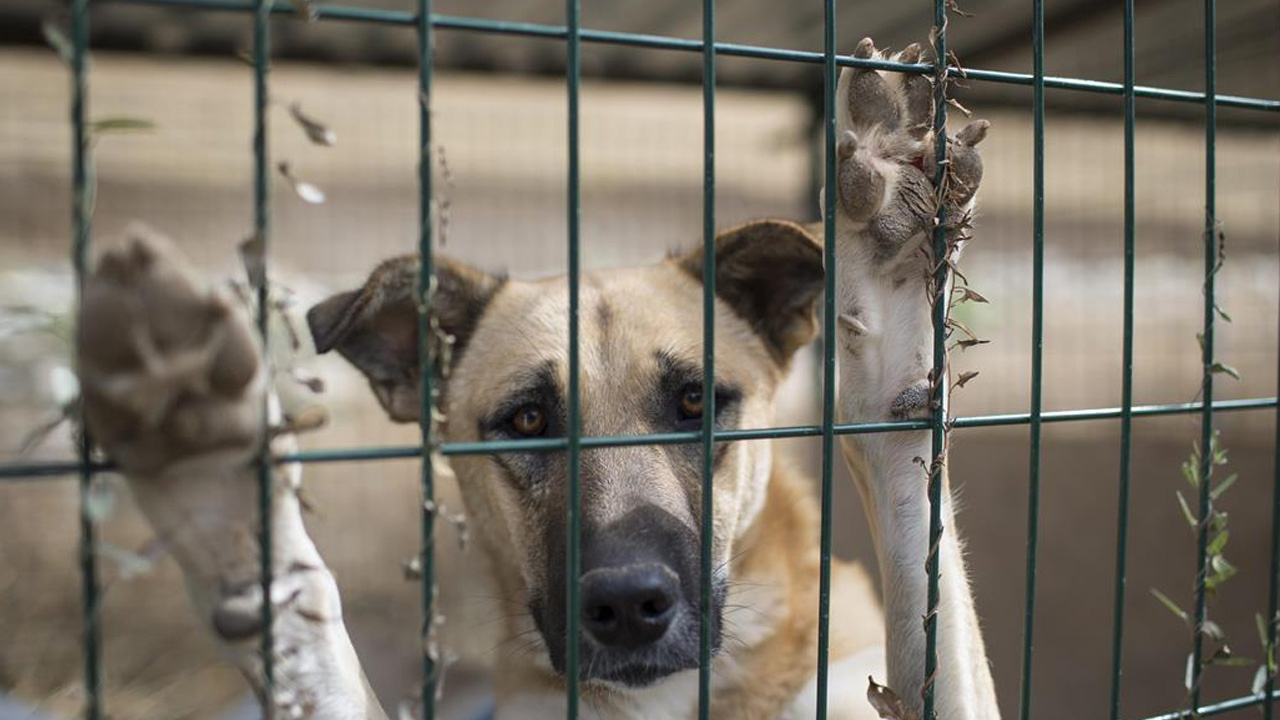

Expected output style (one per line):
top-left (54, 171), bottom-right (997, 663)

top-left (638, 594), bottom-right (672, 619)
top-left (586, 604), bottom-right (617, 627)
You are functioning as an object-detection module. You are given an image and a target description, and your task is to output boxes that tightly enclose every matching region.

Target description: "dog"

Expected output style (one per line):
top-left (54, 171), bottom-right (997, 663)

top-left (75, 38), bottom-right (998, 719)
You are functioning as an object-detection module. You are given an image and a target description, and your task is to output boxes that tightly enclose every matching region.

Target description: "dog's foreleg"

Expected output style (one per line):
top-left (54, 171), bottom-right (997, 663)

top-left (77, 235), bottom-right (387, 720)
top-left (829, 39), bottom-right (1000, 719)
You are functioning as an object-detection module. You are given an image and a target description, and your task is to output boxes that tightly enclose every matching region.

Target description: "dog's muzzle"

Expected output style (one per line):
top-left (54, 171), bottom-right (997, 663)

top-left (535, 505), bottom-right (723, 687)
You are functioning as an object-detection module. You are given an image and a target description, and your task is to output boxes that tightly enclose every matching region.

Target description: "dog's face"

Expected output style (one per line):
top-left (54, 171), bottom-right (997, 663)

top-left (308, 220), bottom-right (822, 687)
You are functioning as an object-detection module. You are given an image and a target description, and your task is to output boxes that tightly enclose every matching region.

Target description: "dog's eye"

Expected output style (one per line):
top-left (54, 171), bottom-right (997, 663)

top-left (510, 404), bottom-right (548, 437)
top-left (678, 389), bottom-right (704, 420)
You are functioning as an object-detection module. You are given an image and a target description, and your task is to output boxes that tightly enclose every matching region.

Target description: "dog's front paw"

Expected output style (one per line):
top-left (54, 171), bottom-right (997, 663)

top-left (78, 232), bottom-right (264, 476)
top-left (835, 38), bottom-right (989, 272)
top-left (833, 39), bottom-right (990, 423)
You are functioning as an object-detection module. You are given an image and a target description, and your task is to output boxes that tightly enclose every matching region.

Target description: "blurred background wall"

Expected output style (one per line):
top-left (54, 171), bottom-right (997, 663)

top-left (0, 1), bottom-right (1277, 718)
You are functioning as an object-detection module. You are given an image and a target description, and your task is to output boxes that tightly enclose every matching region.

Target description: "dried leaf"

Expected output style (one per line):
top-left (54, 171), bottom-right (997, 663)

top-left (866, 677), bottom-right (918, 720)
top-left (1207, 554), bottom-right (1237, 589)
top-left (1253, 664), bottom-right (1268, 696)
top-left (954, 370), bottom-right (979, 388)
top-left (947, 97), bottom-right (973, 117)
top-left (1210, 509), bottom-right (1228, 535)
top-left (953, 287), bottom-right (988, 304)
top-left (946, 316), bottom-right (978, 341)
top-left (1207, 530), bottom-right (1230, 558)
top-left (1151, 588), bottom-right (1189, 626)
top-left (239, 232), bottom-right (266, 290)
top-left (84, 475), bottom-right (117, 524)
top-left (41, 19), bottom-right (74, 65)
top-left (1210, 655), bottom-right (1253, 668)
top-left (946, 0), bottom-right (974, 18)
top-left (403, 555), bottom-right (423, 581)
top-left (277, 161), bottom-right (326, 205)
top-left (291, 0), bottom-right (320, 21)
top-left (89, 117), bottom-right (156, 136)
top-left (1210, 473), bottom-right (1237, 501)
top-left (1181, 458), bottom-right (1200, 488)
top-left (1175, 491), bottom-right (1197, 528)
top-left (1202, 619), bottom-right (1226, 642)
top-left (1209, 362), bottom-right (1241, 381)
top-left (288, 102), bottom-right (336, 146)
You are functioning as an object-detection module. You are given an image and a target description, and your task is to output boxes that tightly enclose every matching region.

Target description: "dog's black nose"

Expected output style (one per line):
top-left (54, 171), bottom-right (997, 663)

top-left (580, 563), bottom-right (680, 648)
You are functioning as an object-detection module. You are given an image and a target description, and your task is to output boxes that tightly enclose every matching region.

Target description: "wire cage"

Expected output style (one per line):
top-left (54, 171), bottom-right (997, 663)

top-left (1, 0), bottom-right (1278, 719)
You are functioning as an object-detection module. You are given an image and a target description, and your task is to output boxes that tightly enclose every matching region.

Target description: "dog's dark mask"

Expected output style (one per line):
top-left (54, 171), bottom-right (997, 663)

top-left (533, 504), bottom-right (725, 686)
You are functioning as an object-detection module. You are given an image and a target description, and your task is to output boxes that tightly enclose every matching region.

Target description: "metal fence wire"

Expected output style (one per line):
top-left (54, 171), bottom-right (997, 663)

top-left (1, 0), bottom-right (1279, 719)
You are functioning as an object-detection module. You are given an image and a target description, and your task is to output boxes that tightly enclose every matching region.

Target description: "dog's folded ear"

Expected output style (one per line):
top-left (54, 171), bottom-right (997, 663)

top-left (676, 219), bottom-right (824, 367)
top-left (307, 255), bottom-right (502, 422)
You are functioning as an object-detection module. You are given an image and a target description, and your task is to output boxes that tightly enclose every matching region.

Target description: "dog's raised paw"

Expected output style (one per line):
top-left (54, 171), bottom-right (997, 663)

top-left (78, 231), bottom-right (264, 476)
top-left (836, 38), bottom-right (989, 269)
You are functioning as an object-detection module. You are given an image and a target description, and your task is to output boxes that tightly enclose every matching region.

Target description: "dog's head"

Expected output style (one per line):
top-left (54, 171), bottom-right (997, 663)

top-left (308, 219), bottom-right (822, 687)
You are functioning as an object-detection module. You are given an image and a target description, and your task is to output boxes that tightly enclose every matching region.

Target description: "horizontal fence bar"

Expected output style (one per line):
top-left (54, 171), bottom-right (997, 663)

top-left (6, 397), bottom-right (1276, 480)
top-left (1132, 690), bottom-right (1280, 720)
top-left (95, 0), bottom-right (1280, 113)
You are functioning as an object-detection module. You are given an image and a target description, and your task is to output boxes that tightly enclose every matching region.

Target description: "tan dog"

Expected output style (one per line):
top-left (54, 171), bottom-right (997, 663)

top-left (75, 39), bottom-right (998, 720)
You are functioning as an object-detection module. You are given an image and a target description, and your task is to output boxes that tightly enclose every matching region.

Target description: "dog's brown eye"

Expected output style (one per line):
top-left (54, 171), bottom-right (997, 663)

top-left (511, 404), bottom-right (547, 436)
top-left (679, 389), bottom-right (704, 419)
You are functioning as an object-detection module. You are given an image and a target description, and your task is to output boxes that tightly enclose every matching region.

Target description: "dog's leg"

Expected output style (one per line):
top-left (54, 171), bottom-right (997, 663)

top-left (829, 39), bottom-right (999, 718)
top-left (77, 235), bottom-right (386, 720)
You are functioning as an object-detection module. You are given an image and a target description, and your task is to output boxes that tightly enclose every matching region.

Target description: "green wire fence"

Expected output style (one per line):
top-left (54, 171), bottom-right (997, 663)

top-left (6, 1), bottom-right (1280, 719)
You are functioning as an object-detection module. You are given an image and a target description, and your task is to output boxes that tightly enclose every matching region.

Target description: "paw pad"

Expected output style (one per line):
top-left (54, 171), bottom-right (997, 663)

top-left (834, 37), bottom-right (990, 267)
top-left (889, 379), bottom-right (932, 419)
top-left (78, 232), bottom-right (264, 475)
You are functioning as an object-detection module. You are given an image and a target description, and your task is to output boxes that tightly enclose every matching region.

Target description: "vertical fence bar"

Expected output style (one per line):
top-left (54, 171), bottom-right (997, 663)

top-left (1018, 0), bottom-right (1046, 716)
top-left (1189, 0), bottom-right (1216, 709)
top-left (1107, 0), bottom-right (1138, 716)
top-left (1268, 259), bottom-right (1280, 720)
top-left (252, 0), bottom-right (275, 712)
top-left (923, 0), bottom-right (949, 716)
top-left (416, 0), bottom-right (437, 716)
top-left (814, 0), bottom-right (837, 716)
top-left (696, 0), bottom-right (716, 715)
top-left (564, 0), bottom-right (582, 715)
top-left (70, 1), bottom-right (102, 717)
top-left (1267, 34), bottom-right (1280, 717)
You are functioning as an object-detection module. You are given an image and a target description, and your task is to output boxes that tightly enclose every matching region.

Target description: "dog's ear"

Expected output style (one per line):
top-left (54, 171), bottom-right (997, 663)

top-left (676, 219), bottom-right (824, 366)
top-left (307, 255), bottom-right (502, 422)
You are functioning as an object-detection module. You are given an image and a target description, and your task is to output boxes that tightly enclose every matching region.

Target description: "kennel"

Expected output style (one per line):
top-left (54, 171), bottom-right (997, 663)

top-left (0, 0), bottom-right (1278, 719)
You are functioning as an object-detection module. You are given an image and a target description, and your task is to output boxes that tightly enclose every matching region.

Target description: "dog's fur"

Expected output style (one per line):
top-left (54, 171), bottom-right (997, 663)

top-left (75, 40), bottom-right (999, 719)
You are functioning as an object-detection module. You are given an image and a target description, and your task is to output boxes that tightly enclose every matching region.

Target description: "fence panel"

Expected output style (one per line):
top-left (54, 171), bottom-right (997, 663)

top-left (3, 2), bottom-right (1279, 719)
